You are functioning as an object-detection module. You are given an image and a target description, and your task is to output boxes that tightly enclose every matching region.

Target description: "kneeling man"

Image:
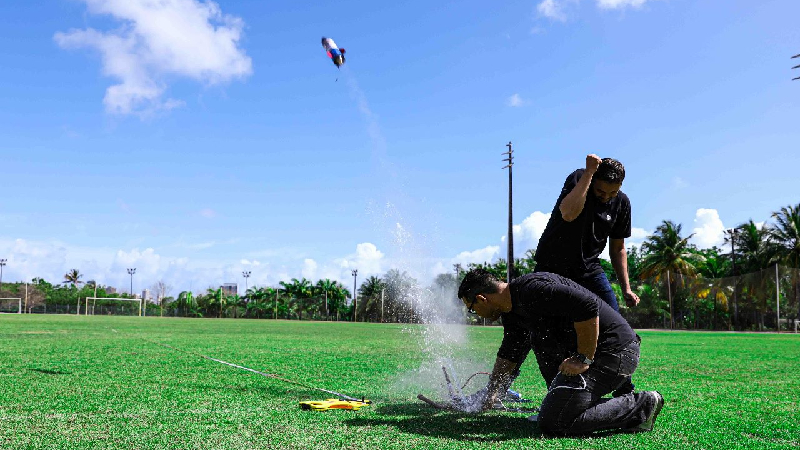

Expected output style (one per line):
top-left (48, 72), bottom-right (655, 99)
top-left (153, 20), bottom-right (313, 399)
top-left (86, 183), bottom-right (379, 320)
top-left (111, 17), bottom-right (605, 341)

top-left (458, 269), bottom-right (663, 435)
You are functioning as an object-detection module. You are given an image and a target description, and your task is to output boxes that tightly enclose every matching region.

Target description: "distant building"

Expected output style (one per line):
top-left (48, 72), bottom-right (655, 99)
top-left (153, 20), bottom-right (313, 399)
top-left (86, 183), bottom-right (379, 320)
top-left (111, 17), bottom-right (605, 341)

top-left (221, 283), bottom-right (238, 296)
top-left (142, 289), bottom-right (152, 301)
top-left (105, 286), bottom-right (117, 294)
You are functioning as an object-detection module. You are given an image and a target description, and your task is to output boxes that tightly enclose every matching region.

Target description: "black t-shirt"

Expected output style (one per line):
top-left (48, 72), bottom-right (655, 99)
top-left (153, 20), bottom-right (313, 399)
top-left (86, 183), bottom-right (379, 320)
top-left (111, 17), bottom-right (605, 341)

top-left (497, 273), bottom-right (638, 384)
top-left (534, 169), bottom-right (631, 279)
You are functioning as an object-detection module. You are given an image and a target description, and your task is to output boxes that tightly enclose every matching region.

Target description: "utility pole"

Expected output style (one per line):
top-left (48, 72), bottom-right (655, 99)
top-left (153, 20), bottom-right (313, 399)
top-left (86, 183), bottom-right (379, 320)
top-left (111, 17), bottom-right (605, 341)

top-left (352, 269), bottom-right (358, 322)
top-left (792, 53), bottom-right (800, 81)
top-left (502, 142), bottom-right (514, 283)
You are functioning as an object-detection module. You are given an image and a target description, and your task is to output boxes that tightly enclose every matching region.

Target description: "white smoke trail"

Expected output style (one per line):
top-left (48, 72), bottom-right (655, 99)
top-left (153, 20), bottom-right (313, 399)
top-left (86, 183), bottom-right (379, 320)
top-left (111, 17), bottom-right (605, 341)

top-left (342, 69), bottom-right (487, 401)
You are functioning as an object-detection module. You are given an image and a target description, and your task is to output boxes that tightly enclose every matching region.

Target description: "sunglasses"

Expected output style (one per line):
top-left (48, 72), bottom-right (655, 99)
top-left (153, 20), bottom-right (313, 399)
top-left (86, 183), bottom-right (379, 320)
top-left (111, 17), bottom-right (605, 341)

top-left (465, 297), bottom-right (478, 315)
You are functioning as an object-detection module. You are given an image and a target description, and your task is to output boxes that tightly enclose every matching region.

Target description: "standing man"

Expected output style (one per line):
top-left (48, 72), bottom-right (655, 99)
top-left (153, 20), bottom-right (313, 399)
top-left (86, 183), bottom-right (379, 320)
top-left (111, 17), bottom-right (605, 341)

top-left (487, 155), bottom-right (640, 401)
top-left (458, 269), bottom-right (663, 436)
top-left (535, 154), bottom-right (640, 311)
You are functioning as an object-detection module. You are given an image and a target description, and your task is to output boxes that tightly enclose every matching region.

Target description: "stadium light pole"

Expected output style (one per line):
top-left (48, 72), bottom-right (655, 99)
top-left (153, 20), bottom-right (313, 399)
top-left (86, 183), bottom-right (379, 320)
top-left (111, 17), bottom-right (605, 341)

top-left (127, 268), bottom-right (137, 316)
top-left (502, 142), bottom-right (514, 284)
top-left (351, 269), bottom-right (358, 322)
top-left (0, 259), bottom-right (6, 294)
top-left (241, 270), bottom-right (251, 319)
top-left (242, 271), bottom-right (251, 295)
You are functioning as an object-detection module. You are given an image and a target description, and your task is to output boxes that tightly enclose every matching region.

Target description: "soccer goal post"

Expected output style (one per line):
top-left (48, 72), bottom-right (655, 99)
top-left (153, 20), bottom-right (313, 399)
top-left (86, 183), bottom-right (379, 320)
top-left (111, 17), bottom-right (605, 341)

top-left (85, 297), bottom-right (143, 316)
top-left (0, 298), bottom-right (23, 314)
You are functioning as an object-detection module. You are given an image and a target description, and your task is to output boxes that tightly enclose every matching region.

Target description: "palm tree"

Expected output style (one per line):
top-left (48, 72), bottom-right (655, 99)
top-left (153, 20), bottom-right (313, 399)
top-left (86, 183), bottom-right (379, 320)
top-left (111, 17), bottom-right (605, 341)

top-left (63, 269), bottom-right (84, 315)
top-left (730, 220), bottom-right (776, 273)
top-left (202, 287), bottom-right (224, 318)
top-left (693, 247), bottom-right (732, 329)
top-left (280, 278), bottom-right (313, 320)
top-left (63, 269), bottom-right (83, 288)
top-left (639, 220), bottom-right (703, 329)
top-left (771, 203), bottom-right (800, 322)
top-left (226, 294), bottom-right (239, 318)
top-left (770, 204), bottom-right (800, 267)
top-left (315, 279), bottom-right (338, 320)
top-left (176, 291), bottom-right (197, 317)
top-left (727, 220), bottom-right (776, 329)
top-left (357, 276), bottom-right (385, 322)
top-left (244, 286), bottom-right (268, 318)
top-left (327, 282), bottom-right (350, 321)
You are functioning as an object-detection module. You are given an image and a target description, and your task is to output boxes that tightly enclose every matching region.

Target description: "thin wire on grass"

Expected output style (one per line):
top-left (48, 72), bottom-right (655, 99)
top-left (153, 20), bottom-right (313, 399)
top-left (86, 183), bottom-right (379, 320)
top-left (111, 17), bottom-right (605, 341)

top-left (109, 328), bottom-right (365, 402)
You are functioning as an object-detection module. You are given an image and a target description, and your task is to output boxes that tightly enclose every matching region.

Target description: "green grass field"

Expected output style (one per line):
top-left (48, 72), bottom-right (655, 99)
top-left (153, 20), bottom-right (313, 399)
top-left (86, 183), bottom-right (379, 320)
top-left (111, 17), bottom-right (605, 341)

top-left (1, 315), bottom-right (798, 450)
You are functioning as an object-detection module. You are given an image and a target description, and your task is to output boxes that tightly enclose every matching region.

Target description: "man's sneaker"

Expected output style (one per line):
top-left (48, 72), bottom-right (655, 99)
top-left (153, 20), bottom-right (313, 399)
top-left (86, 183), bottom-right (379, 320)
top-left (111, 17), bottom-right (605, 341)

top-left (631, 391), bottom-right (664, 432)
top-left (501, 388), bottom-right (530, 402)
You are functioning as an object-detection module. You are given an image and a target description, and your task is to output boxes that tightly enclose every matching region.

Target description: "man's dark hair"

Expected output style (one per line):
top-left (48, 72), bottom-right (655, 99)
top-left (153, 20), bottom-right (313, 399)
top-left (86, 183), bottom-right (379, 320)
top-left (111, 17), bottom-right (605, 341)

top-left (594, 158), bottom-right (625, 184)
top-left (458, 269), bottom-right (501, 302)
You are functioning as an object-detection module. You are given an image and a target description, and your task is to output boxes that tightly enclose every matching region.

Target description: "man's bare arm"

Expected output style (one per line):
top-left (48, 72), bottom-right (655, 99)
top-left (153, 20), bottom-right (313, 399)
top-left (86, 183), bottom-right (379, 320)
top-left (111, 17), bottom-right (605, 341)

top-left (482, 356), bottom-right (519, 410)
top-left (559, 316), bottom-right (599, 376)
top-left (610, 238), bottom-right (640, 307)
top-left (559, 154), bottom-right (601, 222)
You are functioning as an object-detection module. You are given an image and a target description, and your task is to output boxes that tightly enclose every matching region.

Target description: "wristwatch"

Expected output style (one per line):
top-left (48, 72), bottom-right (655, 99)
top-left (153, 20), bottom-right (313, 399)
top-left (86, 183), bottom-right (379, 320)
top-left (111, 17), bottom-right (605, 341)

top-left (572, 353), bottom-right (593, 365)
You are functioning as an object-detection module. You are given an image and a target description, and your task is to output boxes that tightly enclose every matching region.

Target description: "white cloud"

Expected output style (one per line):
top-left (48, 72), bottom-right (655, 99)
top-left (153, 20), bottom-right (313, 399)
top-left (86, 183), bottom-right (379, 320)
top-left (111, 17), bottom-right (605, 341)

top-left (536, 0), bottom-right (652, 23)
top-left (0, 239), bottom-right (194, 295)
top-left (0, 237), bottom-right (386, 297)
top-left (335, 242), bottom-right (385, 277)
top-left (511, 211), bottom-right (551, 255)
top-left (690, 208), bottom-right (726, 249)
top-left (54, 0), bottom-right (252, 115)
top-left (596, 0), bottom-right (650, 9)
top-left (453, 246), bottom-right (501, 266)
top-left (301, 259), bottom-right (318, 280)
top-left (537, 0), bottom-right (567, 21)
top-left (628, 227), bottom-right (650, 249)
top-left (630, 227), bottom-right (649, 240)
top-left (507, 93), bottom-right (526, 107)
top-left (1, 239), bottom-right (69, 283)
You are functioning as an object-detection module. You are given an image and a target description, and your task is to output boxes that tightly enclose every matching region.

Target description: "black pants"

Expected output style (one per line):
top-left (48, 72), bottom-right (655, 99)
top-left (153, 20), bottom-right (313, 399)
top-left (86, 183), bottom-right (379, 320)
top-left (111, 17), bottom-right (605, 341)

top-left (537, 338), bottom-right (655, 436)
top-left (533, 266), bottom-right (635, 396)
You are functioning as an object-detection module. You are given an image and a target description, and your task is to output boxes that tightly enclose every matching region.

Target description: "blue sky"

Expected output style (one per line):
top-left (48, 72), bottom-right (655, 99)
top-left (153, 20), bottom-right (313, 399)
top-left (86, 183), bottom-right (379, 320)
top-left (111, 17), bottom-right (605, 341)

top-left (1, 0), bottom-right (798, 296)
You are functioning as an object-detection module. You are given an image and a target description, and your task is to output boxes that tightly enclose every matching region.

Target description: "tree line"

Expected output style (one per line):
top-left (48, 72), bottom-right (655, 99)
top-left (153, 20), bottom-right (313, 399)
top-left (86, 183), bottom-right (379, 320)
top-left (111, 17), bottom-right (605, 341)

top-left (2, 203), bottom-right (797, 330)
top-left (471, 203), bottom-right (799, 331)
